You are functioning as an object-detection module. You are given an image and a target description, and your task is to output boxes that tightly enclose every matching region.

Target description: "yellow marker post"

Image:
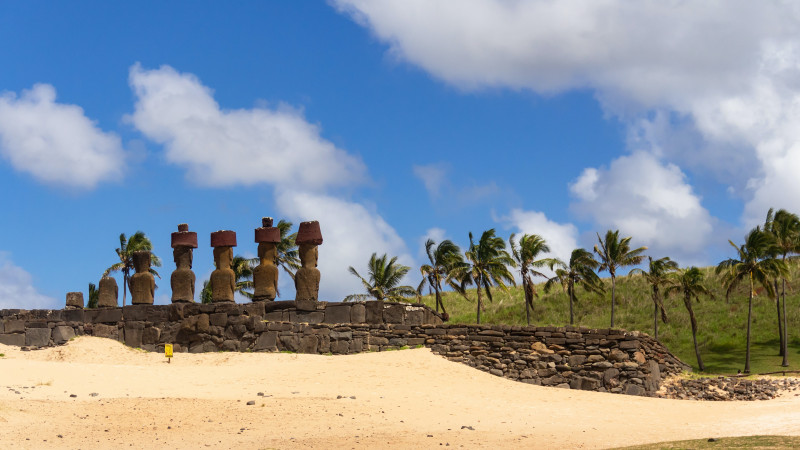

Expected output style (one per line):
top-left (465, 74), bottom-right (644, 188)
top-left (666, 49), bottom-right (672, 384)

top-left (165, 343), bottom-right (173, 364)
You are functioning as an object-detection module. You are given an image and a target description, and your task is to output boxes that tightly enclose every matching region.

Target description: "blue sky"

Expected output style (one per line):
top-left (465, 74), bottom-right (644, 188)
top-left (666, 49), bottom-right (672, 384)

top-left (1, 1), bottom-right (798, 308)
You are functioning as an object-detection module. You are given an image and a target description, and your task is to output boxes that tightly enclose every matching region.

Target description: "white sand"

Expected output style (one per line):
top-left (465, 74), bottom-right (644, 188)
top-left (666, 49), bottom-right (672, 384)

top-left (1, 336), bottom-right (799, 449)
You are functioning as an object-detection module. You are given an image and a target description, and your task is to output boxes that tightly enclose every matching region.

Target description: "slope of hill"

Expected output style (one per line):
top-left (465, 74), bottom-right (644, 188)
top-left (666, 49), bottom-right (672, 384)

top-left (417, 265), bottom-right (800, 375)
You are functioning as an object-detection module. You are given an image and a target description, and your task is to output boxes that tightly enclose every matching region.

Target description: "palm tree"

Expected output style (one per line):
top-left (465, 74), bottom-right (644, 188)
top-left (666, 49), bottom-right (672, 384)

top-left (104, 231), bottom-right (161, 306)
top-left (200, 279), bottom-right (213, 304)
top-left (345, 253), bottom-right (417, 302)
top-left (509, 234), bottom-right (555, 325)
top-left (463, 229), bottom-right (516, 324)
top-left (87, 282), bottom-right (99, 309)
top-left (418, 239), bottom-right (468, 320)
top-left (665, 267), bottom-right (712, 371)
top-left (630, 256), bottom-right (678, 341)
top-left (764, 208), bottom-right (799, 366)
top-left (545, 248), bottom-right (604, 325)
top-left (231, 255), bottom-right (255, 299)
top-left (716, 227), bottom-right (788, 373)
top-left (275, 219), bottom-right (301, 295)
top-left (594, 230), bottom-right (647, 327)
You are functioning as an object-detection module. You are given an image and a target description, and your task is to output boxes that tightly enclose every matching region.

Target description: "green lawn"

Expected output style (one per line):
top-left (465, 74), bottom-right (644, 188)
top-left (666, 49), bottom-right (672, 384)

top-left (418, 265), bottom-right (800, 375)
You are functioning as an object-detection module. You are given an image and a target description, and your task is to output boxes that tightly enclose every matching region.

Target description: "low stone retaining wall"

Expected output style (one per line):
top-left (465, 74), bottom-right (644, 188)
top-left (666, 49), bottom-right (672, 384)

top-left (0, 302), bottom-right (690, 396)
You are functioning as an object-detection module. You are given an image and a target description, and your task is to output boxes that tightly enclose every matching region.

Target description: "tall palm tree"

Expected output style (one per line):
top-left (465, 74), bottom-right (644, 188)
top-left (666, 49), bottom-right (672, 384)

top-left (594, 230), bottom-right (647, 328)
top-left (417, 239), bottom-right (468, 320)
top-left (764, 208), bottom-right (799, 366)
top-left (231, 255), bottom-right (255, 299)
top-left (345, 253), bottom-right (417, 302)
top-left (463, 229), bottom-right (516, 324)
top-left (509, 234), bottom-right (555, 325)
top-left (200, 279), bottom-right (213, 304)
top-left (665, 267), bottom-right (712, 371)
top-left (104, 231), bottom-right (161, 306)
top-left (276, 219), bottom-right (301, 287)
top-left (545, 248), bottom-right (604, 325)
top-left (630, 256), bottom-right (678, 341)
top-left (716, 227), bottom-right (788, 373)
top-left (87, 282), bottom-right (99, 309)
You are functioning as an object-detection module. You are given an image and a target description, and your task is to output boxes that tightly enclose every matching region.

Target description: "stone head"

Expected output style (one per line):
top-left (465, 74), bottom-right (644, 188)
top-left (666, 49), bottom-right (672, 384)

top-left (213, 246), bottom-right (233, 269)
top-left (173, 246), bottom-right (193, 269)
top-left (298, 243), bottom-right (318, 268)
top-left (132, 251), bottom-right (151, 273)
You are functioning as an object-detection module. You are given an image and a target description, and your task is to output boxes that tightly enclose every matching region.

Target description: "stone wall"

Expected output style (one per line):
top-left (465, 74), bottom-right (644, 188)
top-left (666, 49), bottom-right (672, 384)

top-left (0, 302), bottom-right (689, 396)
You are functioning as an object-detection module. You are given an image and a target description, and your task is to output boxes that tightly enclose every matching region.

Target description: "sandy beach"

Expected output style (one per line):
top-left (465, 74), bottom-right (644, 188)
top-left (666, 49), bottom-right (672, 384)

top-left (0, 336), bottom-right (799, 449)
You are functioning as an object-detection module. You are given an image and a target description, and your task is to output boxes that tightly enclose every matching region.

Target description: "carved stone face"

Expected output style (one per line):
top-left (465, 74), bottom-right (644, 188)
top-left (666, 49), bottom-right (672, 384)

top-left (299, 243), bottom-right (317, 268)
top-left (173, 246), bottom-right (193, 269)
top-left (132, 251), bottom-right (151, 273)
top-left (213, 246), bottom-right (233, 269)
top-left (258, 242), bottom-right (277, 264)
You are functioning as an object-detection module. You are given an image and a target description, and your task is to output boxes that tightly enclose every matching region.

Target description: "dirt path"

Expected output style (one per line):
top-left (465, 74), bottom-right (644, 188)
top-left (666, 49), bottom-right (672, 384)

top-left (1, 337), bottom-right (798, 449)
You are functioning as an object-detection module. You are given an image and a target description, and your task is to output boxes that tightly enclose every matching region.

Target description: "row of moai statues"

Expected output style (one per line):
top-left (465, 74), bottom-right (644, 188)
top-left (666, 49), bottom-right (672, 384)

top-left (83, 219), bottom-right (322, 307)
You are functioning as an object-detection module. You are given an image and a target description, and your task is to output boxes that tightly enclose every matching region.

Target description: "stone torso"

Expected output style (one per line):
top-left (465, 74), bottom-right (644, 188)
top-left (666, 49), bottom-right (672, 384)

top-left (171, 268), bottom-right (196, 302)
top-left (294, 267), bottom-right (320, 301)
top-left (130, 272), bottom-right (155, 305)
top-left (97, 276), bottom-right (118, 307)
top-left (210, 268), bottom-right (235, 302)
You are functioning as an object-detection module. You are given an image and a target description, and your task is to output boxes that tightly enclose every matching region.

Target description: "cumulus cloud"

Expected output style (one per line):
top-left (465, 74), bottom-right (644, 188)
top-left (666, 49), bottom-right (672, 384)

top-left (128, 64), bottom-right (366, 190)
top-left (0, 84), bottom-right (125, 188)
top-left (413, 163), bottom-right (447, 198)
top-left (498, 209), bottom-right (578, 266)
top-left (569, 152), bottom-right (714, 263)
top-left (334, 0), bottom-right (800, 235)
top-left (274, 189), bottom-right (413, 301)
top-left (0, 252), bottom-right (57, 309)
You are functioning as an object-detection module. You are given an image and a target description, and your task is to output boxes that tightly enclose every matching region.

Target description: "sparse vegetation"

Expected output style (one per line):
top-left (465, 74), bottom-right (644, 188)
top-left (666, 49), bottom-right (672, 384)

top-left (418, 262), bottom-right (800, 375)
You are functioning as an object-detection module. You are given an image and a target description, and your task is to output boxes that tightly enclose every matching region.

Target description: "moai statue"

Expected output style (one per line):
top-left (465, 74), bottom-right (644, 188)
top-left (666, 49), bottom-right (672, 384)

top-left (97, 276), bottom-right (119, 307)
top-left (253, 217), bottom-right (280, 302)
top-left (294, 220), bottom-right (322, 310)
top-left (65, 292), bottom-right (84, 309)
top-left (210, 230), bottom-right (237, 303)
top-left (130, 251), bottom-right (155, 305)
top-left (170, 223), bottom-right (198, 303)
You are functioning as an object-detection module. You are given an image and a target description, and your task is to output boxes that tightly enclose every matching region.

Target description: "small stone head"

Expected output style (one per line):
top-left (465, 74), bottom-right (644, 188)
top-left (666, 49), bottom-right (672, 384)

top-left (298, 243), bottom-right (318, 268)
top-left (213, 246), bottom-right (233, 270)
top-left (132, 251), bottom-right (151, 273)
top-left (173, 246), bottom-right (193, 269)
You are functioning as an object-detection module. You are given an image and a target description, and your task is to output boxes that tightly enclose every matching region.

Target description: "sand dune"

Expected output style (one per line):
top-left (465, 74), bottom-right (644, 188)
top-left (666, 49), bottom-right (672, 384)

top-left (1, 336), bottom-right (799, 449)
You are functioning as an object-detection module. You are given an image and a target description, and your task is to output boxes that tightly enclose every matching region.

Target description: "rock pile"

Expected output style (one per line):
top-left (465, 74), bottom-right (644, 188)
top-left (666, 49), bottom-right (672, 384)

top-left (657, 376), bottom-right (800, 401)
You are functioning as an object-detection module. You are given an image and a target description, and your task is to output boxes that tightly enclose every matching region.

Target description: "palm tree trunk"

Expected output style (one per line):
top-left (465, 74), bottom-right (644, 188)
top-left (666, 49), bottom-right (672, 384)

top-left (686, 294), bottom-right (704, 371)
top-left (476, 277), bottom-right (482, 325)
top-left (610, 274), bottom-right (616, 328)
top-left (568, 281), bottom-right (575, 325)
top-left (776, 279), bottom-right (784, 357)
top-left (122, 268), bottom-right (129, 307)
top-left (653, 292), bottom-right (659, 342)
top-left (745, 275), bottom-right (753, 374)
top-left (524, 278), bottom-right (531, 326)
top-left (782, 277), bottom-right (789, 367)
top-left (436, 281), bottom-right (448, 317)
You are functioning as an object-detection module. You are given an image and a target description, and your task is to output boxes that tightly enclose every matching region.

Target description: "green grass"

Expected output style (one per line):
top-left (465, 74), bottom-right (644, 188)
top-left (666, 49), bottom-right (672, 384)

top-left (0, 353), bottom-right (4, 358)
top-left (614, 435), bottom-right (800, 449)
top-left (419, 265), bottom-right (800, 375)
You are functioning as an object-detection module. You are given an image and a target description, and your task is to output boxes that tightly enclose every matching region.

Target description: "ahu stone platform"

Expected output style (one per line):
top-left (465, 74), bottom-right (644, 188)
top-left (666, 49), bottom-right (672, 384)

top-left (0, 301), bottom-right (689, 396)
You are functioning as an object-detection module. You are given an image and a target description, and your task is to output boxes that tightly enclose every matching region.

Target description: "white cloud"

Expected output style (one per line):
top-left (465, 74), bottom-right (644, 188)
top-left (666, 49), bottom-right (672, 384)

top-left (334, 0), bottom-right (800, 235)
top-left (413, 163), bottom-right (447, 198)
top-left (274, 189), bottom-right (414, 301)
top-left (128, 64), bottom-right (366, 190)
top-left (569, 152), bottom-right (713, 263)
top-left (499, 209), bottom-right (578, 266)
top-left (0, 252), bottom-right (57, 309)
top-left (0, 84), bottom-right (124, 188)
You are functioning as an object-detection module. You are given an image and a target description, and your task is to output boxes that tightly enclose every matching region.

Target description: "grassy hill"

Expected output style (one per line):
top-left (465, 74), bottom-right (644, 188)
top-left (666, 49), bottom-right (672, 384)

top-left (417, 265), bottom-right (800, 375)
